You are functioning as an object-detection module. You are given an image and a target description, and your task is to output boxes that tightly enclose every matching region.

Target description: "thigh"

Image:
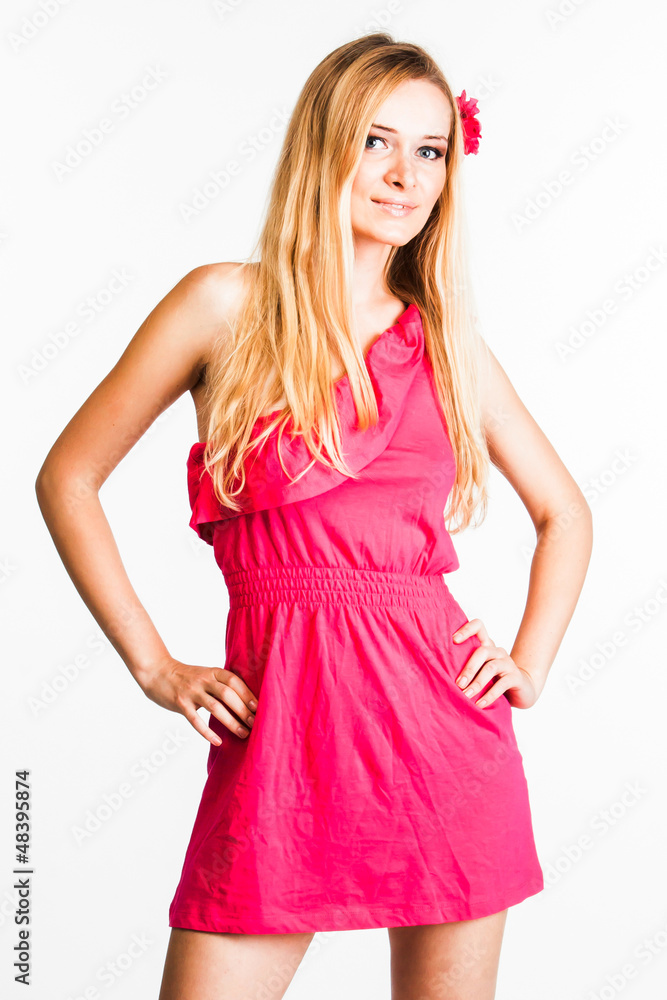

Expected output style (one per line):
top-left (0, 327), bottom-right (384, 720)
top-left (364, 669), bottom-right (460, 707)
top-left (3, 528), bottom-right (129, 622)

top-left (158, 927), bottom-right (316, 1000)
top-left (387, 909), bottom-right (508, 1000)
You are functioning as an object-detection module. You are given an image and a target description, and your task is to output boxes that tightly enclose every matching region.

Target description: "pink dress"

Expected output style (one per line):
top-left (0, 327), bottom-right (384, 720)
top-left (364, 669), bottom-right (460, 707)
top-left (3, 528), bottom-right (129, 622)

top-left (168, 303), bottom-right (544, 934)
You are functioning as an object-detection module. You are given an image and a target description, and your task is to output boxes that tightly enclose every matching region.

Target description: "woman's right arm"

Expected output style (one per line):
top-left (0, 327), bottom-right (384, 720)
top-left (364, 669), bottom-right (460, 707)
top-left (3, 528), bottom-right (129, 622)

top-left (35, 262), bottom-right (258, 746)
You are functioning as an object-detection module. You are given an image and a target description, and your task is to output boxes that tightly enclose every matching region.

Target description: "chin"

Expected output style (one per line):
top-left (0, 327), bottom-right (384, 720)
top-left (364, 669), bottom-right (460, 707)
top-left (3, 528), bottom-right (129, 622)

top-left (377, 229), bottom-right (418, 247)
top-left (357, 223), bottom-right (420, 248)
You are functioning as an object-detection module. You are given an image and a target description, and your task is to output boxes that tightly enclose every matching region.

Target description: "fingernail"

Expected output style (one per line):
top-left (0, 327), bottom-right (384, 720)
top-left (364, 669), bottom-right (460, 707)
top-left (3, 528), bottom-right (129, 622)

top-left (249, 700), bottom-right (257, 709)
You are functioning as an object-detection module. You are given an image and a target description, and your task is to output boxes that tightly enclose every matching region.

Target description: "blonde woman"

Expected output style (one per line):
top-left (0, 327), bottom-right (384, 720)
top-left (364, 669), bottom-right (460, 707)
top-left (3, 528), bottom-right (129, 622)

top-left (36, 33), bottom-right (592, 1000)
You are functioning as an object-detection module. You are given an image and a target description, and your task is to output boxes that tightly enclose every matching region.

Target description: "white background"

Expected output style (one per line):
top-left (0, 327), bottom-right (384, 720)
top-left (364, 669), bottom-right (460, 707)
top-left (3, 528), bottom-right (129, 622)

top-left (2, 0), bottom-right (667, 997)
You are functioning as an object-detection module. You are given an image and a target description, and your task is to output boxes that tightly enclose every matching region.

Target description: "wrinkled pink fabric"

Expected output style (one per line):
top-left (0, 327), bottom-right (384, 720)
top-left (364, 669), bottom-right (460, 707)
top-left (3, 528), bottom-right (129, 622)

top-left (168, 303), bottom-right (544, 934)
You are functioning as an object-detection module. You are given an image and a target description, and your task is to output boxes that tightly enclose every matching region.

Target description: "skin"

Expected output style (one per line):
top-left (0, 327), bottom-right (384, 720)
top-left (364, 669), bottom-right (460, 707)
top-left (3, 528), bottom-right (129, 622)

top-left (36, 78), bottom-right (592, 999)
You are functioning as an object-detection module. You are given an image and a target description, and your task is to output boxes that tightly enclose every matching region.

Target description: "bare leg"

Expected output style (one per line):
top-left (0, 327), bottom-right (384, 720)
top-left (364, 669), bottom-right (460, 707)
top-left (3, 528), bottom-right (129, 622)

top-left (388, 909), bottom-right (508, 1000)
top-left (158, 927), bottom-right (315, 1000)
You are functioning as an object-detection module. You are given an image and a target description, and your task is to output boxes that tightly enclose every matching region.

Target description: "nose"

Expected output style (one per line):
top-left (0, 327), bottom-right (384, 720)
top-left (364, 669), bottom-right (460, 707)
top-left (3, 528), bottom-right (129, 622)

top-left (385, 147), bottom-right (417, 190)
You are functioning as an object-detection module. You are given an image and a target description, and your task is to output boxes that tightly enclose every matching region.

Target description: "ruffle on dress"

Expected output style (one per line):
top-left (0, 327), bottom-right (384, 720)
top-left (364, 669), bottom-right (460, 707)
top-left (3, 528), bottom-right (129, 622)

top-left (187, 303), bottom-right (424, 544)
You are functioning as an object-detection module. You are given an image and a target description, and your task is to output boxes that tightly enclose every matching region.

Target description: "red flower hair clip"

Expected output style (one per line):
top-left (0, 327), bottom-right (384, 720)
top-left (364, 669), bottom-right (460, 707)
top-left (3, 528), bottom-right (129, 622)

top-left (456, 90), bottom-right (481, 155)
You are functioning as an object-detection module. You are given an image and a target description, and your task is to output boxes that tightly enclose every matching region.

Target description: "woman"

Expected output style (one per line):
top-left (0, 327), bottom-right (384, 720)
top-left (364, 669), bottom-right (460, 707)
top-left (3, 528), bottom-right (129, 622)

top-left (36, 33), bottom-right (592, 1000)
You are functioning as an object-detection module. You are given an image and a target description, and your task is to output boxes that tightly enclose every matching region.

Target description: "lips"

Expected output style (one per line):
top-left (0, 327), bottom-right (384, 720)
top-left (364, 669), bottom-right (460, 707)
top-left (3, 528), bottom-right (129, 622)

top-left (372, 199), bottom-right (417, 217)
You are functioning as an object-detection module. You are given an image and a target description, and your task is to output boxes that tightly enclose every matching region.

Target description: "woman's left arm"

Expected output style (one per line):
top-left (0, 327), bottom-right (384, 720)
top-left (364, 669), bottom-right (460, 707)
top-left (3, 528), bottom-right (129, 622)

top-left (453, 343), bottom-right (593, 708)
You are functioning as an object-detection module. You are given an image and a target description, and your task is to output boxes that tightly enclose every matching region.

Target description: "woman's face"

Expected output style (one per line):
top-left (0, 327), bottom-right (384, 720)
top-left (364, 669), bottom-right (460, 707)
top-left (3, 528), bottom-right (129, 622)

top-left (350, 78), bottom-right (452, 251)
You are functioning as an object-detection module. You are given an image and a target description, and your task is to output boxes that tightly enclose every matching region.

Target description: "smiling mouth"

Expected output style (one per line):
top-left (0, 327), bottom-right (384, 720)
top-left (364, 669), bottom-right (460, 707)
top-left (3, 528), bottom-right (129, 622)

top-left (372, 200), bottom-right (416, 216)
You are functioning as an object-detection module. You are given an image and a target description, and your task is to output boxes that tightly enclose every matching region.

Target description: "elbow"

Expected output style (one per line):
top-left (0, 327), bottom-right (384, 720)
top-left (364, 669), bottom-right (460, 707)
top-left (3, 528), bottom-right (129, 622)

top-left (35, 461), bottom-right (62, 521)
top-left (35, 457), bottom-right (61, 504)
top-left (35, 463), bottom-right (57, 529)
top-left (35, 459), bottom-right (99, 519)
top-left (534, 488), bottom-right (593, 534)
top-left (565, 489), bottom-right (593, 529)
top-left (35, 462), bottom-right (51, 508)
top-left (34, 462), bottom-right (49, 500)
top-left (573, 489), bottom-right (594, 531)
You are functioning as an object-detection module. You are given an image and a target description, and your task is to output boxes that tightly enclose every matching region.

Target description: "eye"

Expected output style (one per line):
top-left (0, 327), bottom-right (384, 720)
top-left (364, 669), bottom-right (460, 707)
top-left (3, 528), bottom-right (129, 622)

top-left (419, 146), bottom-right (444, 160)
top-left (365, 135), bottom-right (445, 160)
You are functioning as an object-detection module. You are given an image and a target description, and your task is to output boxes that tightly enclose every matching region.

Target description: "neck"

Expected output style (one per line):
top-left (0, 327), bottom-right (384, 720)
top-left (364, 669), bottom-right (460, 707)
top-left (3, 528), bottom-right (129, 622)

top-left (351, 237), bottom-right (395, 307)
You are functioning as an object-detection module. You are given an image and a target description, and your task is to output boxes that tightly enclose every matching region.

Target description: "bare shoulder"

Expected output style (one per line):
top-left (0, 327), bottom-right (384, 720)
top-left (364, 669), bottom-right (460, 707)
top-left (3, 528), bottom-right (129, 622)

top-left (35, 260), bottom-right (258, 491)
top-left (180, 260), bottom-right (257, 367)
top-left (184, 259), bottom-right (256, 306)
top-left (186, 261), bottom-right (258, 437)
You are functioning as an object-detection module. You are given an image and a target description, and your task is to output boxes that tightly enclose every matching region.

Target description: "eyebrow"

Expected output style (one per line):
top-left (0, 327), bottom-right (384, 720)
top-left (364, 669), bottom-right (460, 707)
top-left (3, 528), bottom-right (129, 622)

top-left (370, 123), bottom-right (449, 142)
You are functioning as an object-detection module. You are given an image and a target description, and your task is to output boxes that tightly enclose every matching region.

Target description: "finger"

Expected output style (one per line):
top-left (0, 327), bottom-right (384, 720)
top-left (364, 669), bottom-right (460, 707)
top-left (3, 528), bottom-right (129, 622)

top-left (455, 645), bottom-right (500, 689)
top-left (476, 678), bottom-right (510, 709)
top-left (452, 617), bottom-right (491, 645)
top-left (181, 705), bottom-right (224, 747)
top-left (213, 668), bottom-right (259, 711)
top-left (201, 693), bottom-right (254, 739)
top-left (207, 675), bottom-right (257, 724)
top-left (459, 663), bottom-right (499, 701)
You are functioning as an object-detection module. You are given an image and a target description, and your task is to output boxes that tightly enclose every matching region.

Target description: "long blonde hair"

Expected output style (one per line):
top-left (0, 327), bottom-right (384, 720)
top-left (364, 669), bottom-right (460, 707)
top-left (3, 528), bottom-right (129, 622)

top-left (202, 32), bottom-right (491, 533)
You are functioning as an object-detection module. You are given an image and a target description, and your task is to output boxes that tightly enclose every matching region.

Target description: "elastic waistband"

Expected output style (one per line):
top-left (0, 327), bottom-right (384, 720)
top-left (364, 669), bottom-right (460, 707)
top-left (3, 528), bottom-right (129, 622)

top-left (224, 565), bottom-right (450, 610)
